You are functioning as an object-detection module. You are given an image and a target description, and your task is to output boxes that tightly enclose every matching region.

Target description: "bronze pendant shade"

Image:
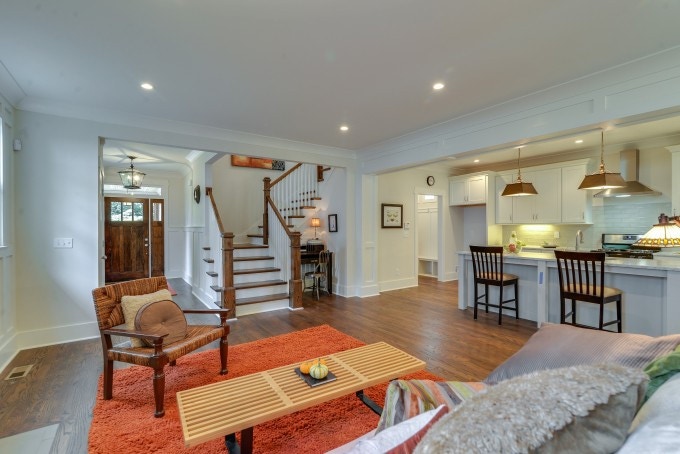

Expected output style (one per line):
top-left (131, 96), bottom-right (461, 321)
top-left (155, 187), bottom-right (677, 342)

top-left (501, 148), bottom-right (538, 197)
top-left (578, 131), bottom-right (626, 190)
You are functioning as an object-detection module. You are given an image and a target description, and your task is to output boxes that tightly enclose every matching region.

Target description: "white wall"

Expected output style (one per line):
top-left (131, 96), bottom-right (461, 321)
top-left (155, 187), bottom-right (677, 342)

top-left (0, 93), bottom-right (16, 370)
top-left (377, 167), bottom-right (453, 291)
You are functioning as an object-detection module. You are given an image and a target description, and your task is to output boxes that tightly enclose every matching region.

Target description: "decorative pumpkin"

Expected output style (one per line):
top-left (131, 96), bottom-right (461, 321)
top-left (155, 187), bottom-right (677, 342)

top-left (309, 359), bottom-right (329, 379)
top-left (299, 361), bottom-right (312, 374)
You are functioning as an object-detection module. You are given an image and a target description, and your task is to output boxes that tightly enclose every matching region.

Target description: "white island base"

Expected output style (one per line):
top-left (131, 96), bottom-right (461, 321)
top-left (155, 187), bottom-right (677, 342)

top-left (458, 251), bottom-right (680, 336)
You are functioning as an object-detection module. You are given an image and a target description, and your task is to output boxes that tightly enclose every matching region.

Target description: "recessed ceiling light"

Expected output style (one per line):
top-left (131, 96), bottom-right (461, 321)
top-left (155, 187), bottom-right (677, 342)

top-left (575, 139), bottom-right (584, 144)
top-left (433, 82), bottom-right (445, 90)
top-left (140, 82), bottom-right (154, 90)
top-left (339, 125), bottom-right (349, 132)
top-left (473, 159), bottom-right (480, 163)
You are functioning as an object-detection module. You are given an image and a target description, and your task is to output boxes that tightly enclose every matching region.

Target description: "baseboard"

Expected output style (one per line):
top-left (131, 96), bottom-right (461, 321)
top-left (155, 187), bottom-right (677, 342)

top-left (0, 327), bottom-right (18, 374)
top-left (443, 271), bottom-right (458, 281)
top-left (15, 321), bottom-right (99, 352)
top-left (379, 277), bottom-right (418, 293)
top-left (358, 284), bottom-right (380, 298)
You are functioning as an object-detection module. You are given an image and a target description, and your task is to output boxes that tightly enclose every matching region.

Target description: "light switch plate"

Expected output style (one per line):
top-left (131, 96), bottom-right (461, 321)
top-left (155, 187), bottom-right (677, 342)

top-left (54, 238), bottom-right (73, 248)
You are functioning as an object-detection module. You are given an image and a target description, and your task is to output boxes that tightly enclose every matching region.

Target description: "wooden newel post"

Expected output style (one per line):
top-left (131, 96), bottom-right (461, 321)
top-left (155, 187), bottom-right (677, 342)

top-left (222, 232), bottom-right (236, 318)
top-left (263, 177), bottom-right (271, 246)
top-left (289, 232), bottom-right (303, 309)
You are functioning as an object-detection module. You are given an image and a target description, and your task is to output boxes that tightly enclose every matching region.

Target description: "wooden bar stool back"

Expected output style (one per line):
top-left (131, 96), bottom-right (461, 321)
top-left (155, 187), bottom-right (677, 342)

top-left (469, 245), bottom-right (519, 325)
top-left (554, 250), bottom-right (622, 332)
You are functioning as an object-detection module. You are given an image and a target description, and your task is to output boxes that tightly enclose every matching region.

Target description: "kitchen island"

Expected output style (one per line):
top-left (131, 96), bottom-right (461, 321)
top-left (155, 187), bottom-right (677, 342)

top-left (458, 250), bottom-right (680, 336)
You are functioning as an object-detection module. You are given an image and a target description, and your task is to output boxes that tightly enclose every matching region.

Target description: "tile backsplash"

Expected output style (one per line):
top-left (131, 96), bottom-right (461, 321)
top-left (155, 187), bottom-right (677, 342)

top-left (502, 200), bottom-right (671, 249)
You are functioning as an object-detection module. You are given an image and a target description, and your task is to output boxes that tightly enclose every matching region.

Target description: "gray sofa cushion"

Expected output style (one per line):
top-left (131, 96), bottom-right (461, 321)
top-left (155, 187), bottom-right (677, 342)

top-left (485, 323), bottom-right (680, 384)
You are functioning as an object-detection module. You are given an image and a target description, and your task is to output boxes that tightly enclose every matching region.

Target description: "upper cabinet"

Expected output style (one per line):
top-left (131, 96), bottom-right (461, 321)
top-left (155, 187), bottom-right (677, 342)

top-left (449, 174), bottom-right (487, 206)
top-left (495, 161), bottom-right (590, 225)
top-left (496, 169), bottom-right (561, 224)
top-left (561, 163), bottom-right (592, 223)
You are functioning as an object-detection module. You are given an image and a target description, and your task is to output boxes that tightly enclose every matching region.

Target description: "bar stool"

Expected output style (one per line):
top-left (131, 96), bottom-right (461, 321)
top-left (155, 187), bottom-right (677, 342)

top-left (469, 245), bottom-right (519, 325)
top-left (554, 250), bottom-right (622, 333)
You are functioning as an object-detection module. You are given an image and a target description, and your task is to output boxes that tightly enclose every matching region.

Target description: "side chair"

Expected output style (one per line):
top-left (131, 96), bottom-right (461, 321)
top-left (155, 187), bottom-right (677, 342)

top-left (554, 250), bottom-right (623, 332)
top-left (469, 245), bottom-right (519, 325)
top-left (91, 276), bottom-right (230, 417)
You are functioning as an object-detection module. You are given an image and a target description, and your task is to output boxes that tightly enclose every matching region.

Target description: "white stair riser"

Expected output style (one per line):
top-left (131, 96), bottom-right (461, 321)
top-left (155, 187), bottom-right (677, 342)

top-left (236, 285), bottom-right (288, 299)
top-left (235, 299), bottom-right (289, 317)
top-left (233, 260), bottom-right (275, 271)
top-left (234, 272), bottom-right (282, 284)
top-left (234, 248), bottom-right (269, 258)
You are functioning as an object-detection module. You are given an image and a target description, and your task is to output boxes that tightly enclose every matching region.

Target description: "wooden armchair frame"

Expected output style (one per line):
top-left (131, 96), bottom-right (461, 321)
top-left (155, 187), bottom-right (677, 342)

top-left (92, 276), bottom-right (230, 417)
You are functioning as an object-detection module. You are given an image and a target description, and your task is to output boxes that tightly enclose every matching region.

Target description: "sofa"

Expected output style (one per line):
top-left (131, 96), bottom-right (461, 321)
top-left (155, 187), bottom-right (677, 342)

top-left (330, 323), bottom-right (680, 453)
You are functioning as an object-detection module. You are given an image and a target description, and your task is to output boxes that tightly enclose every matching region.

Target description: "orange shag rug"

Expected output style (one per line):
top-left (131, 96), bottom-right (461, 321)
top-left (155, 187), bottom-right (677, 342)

top-left (89, 325), bottom-right (441, 453)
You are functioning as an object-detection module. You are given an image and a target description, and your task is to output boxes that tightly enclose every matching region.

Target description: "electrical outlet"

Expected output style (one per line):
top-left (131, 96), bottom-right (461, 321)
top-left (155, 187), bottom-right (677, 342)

top-left (553, 231), bottom-right (560, 239)
top-left (54, 238), bottom-right (73, 248)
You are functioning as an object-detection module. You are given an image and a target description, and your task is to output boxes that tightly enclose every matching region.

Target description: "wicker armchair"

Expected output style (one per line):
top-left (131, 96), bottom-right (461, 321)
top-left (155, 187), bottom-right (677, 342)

top-left (92, 276), bottom-right (230, 417)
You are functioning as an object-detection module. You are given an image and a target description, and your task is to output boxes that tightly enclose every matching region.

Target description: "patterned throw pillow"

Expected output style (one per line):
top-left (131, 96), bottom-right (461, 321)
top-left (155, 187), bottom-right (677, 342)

top-left (415, 364), bottom-right (648, 454)
top-left (376, 379), bottom-right (486, 432)
top-left (120, 289), bottom-right (173, 347)
top-left (485, 323), bottom-right (680, 384)
top-left (642, 345), bottom-right (680, 403)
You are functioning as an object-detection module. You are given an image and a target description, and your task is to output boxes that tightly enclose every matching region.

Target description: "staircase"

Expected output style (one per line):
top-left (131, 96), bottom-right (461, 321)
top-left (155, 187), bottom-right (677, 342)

top-left (201, 164), bottom-right (327, 318)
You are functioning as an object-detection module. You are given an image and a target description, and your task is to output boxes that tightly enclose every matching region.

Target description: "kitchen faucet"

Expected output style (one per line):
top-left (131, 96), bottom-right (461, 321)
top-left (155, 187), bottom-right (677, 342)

top-left (575, 230), bottom-right (583, 251)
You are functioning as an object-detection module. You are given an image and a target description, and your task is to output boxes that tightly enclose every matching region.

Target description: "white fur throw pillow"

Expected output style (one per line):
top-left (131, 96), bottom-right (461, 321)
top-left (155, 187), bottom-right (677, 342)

top-left (414, 364), bottom-right (648, 454)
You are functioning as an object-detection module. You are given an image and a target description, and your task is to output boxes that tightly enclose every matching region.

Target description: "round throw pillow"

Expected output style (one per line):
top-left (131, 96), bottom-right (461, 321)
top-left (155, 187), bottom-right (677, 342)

top-left (134, 299), bottom-right (188, 347)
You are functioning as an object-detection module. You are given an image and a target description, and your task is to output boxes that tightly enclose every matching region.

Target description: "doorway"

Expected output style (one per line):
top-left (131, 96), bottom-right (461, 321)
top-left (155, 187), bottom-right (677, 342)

top-left (414, 188), bottom-right (444, 282)
top-left (104, 197), bottom-right (165, 282)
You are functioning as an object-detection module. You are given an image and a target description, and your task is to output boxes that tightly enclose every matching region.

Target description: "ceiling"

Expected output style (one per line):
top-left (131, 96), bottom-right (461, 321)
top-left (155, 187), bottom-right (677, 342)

top-left (3, 1), bottom-right (680, 161)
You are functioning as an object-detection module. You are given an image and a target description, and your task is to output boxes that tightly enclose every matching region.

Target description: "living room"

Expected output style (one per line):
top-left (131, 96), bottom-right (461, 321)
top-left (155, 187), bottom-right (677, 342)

top-left (2, 2), bottom-right (680, 452)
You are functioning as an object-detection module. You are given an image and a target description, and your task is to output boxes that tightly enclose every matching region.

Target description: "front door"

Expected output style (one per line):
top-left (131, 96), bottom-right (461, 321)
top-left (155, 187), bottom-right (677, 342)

top-left (105, 197), bottom-right (165, 282)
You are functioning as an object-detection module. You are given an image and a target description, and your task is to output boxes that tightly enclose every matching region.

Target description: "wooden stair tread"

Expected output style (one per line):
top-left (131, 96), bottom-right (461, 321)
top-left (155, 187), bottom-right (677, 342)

top-left (206, 271), bottom-right (218, 277)
top-left (234, 243), bottom-right (268, 249)
top-left (202, 246), bottom-right (211, 251)
top-left (210, 285), bottom-right (225, 292)
top-left (234, 280), bottom-right (286, 290)
top-left (246, 234), bottom-right (264, 238)
top-left (202, 258), bottom-right (215, 263)
top-left (234, 256), bottom-right (275, 262)
top-left (235, 293), bottom-right (290, 306)
top-left (234, 267), bottom-right (280, 275)
top-left (286, 215), bottom-right (305, 219)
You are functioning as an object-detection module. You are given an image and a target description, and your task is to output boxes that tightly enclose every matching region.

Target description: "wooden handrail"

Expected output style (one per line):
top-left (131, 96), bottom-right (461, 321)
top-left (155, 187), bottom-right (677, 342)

top-left (206, 187), bottom-right (225, 234)
top-left (270, 162), bottom-right (303, 188)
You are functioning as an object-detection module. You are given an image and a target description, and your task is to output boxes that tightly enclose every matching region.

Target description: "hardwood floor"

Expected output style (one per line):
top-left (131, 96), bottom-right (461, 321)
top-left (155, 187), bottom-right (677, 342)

top-left (0, 276), bottom-right (536, 453)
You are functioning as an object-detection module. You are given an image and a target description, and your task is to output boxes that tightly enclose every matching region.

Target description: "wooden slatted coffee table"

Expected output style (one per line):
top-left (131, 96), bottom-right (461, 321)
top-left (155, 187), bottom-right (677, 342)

top-left (177, 342), bottom-right (425, 451)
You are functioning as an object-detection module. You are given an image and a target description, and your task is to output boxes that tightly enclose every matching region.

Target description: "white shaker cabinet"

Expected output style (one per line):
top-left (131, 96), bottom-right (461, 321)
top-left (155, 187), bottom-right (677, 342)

top-left (449, 174), bottom-right (487, 206)
top-left (561, 164), bottom-right (592, 223)
top-left (496, 168), bottom-right (561, 224)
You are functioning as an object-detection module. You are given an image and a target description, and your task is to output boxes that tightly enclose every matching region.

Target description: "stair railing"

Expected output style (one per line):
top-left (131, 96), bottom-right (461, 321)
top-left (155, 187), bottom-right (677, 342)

top-left (206, 187), bottom-right (235, 316)
top-left (262, 163), bottom-right (319, 309)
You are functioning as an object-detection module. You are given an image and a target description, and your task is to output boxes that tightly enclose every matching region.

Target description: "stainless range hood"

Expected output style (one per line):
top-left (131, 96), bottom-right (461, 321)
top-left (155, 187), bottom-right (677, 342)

top-left (594, 149), bottom-right (661, 198)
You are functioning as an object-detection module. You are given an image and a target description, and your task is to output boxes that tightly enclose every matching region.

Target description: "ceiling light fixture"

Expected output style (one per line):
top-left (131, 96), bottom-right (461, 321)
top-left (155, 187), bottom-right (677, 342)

top-left (575, 139), bottom-right (584, 144)
top-left (433, 82), bottom-right (445, 90)
top-left (501, 147), bottom-right (538, 197)
top-left (578, 130), bottom-right (626, 190)
top-left (118, 156), bottom-right (146, 189)
top-left (140, 82), bottom-right (154, 90)
top-left (339, 125), bottom-right (349, 132)
top-left (473, 159), bottom-right (480, 163)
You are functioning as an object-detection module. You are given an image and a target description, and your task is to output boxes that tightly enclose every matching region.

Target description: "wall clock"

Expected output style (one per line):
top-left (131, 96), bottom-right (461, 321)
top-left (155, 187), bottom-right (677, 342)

top-left (426, 175), bottom-right (435, 186)
top-left (193, 185), bottom-right (201, 204)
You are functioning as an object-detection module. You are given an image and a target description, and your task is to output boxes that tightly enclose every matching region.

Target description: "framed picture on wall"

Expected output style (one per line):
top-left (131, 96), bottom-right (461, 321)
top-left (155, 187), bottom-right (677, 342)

top-left (328, 214), bottom-right (338, 232)
top-left (381, 203), bottom-right (403, 228)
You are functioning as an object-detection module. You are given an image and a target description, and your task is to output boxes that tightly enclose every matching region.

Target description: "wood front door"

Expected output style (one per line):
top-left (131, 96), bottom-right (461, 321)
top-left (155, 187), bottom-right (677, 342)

top-left (105, 197), bottom-right (165, 282)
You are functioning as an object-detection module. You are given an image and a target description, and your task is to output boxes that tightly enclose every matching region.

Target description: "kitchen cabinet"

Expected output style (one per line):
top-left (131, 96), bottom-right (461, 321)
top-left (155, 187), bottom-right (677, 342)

top-left (495, 168), bottom-right (561, 224)
top-left (561, 164), bottom-right (592, 223)
top-left (449, 174), bottom-right (487, 206)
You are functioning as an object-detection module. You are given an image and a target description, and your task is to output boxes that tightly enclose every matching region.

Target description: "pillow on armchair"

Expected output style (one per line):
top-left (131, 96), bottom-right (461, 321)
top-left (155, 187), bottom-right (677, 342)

top-left (134, 299), bottom-right (188, 347)
top-left (120, 289), bottom-right (173, 347)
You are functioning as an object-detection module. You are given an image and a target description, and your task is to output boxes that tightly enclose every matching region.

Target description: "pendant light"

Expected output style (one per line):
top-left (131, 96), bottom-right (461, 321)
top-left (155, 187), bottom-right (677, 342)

top-left (633, 213), bottom-right (680, 248)
top-left (501, 147), bottom-right (538, 197)
top-left (578, 130), bottom-right (626, 190)
top-left (118, 156), bottom-right (146, 189)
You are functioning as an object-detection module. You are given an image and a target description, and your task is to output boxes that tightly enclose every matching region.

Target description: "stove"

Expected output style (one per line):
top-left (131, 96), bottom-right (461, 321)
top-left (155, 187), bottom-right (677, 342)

top-left (593, 233), bottom-right (657, 259)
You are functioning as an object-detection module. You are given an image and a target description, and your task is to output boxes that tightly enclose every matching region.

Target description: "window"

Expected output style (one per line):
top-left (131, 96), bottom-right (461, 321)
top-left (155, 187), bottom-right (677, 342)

top-left (109, 201), bottom-right (144, 222)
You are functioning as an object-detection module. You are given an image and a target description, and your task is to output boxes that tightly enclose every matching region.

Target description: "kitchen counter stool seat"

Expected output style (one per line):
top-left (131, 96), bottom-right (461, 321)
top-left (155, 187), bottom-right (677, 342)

top-left (469, 245), bottom-right (519, 325)
top-left (554, 250), bottom-right (623, 333)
